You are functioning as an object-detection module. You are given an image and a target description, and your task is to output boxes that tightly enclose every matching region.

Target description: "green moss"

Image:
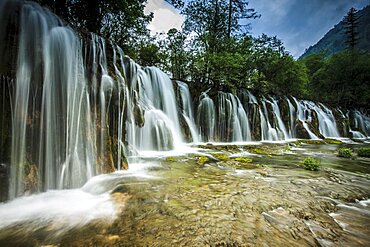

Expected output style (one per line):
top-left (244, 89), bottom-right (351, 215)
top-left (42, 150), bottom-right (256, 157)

top-left (357, 147), bottom-right (370, 158)
top-left (250, 148), bottom-right (270, 155)
top-left (293, 139), bottom-right (326, 145)
top-left (337, 148), bottom-right (353, 158)
top-left (302, 157), bottom-right (320, 171)
top-left (165, 157), bottom-right (176, 162)
top-left (255, 164), bottom-right (266, 168)
top-left (232, 157), bottom-right (253, 163)
top-left (197, 156), bottom-right (209, 165)
top-left (212, 153), bottom-right (230, 161)
top-left (324, 138), bottom-right (343, 145)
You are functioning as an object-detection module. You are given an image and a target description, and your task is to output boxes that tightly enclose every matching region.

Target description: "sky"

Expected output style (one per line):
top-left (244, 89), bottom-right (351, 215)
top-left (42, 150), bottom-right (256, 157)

top-left (144, 0), bottom-right (370, 58)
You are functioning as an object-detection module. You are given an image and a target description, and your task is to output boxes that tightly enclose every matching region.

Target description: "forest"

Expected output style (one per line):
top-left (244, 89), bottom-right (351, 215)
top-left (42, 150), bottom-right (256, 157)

top-left (35, 0), bottom-right (370, 108)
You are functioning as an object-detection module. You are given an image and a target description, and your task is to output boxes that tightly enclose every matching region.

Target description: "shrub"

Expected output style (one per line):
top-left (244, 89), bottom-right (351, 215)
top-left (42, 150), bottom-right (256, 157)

top-left (357, 147), bottom-right (370, 158)
top-left (302, 157), bottom-right (320, 171)
top-left (337, 148), bottom-right (353, 158)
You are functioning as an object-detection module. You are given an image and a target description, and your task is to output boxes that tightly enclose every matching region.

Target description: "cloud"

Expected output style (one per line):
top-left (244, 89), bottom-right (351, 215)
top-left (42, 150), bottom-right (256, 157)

top-left (145, 0), bottom-right (184, 34)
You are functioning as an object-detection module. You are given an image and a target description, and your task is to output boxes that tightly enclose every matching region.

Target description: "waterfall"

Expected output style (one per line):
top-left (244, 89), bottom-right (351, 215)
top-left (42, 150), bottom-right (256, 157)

top-left (292, 97), bottom-right (319, 139)
top-left (311, 103), bottom-right (340, 138)
top-left (217, 92), bottom-right (251, 142)
top-left (1, 0), bottom-right (370, 201)
top-left (9, 2), bottom-right (96, 198)
top-left (286, 97), bottom-right (297, 138)
top-left (197, 91), bottom-right (216, 142)
top-left (270, 97), bottom-right (290, 140)
top-left (176, 81), bottom-right (199, 143)
top-left (130, 67), bottom-right (183, 151)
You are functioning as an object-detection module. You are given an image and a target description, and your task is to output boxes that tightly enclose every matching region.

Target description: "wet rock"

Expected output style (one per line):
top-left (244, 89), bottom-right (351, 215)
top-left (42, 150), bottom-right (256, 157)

top-left (133, 104), bottom-right (145, 128)
top-left (295, 120), bottom-right (310, 139)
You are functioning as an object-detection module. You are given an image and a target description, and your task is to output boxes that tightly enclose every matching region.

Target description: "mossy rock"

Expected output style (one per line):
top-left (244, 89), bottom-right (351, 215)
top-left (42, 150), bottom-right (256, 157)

top-left (232, 157), bottom-right (253, 163)
top-left (248, 147), bottom-right (275, 156)
top-left (291, 139), bottom-right (326, 146)
top-left (197, 156), bottom-right (209, 165)
top-left (165, 156), bottom-right (176, 162)
top-left (212, 153), bottom-right (230, 161)
top-left (223, 160), bottom-right (259, 170)
top-left (324, 138), bottom-right (343, 145)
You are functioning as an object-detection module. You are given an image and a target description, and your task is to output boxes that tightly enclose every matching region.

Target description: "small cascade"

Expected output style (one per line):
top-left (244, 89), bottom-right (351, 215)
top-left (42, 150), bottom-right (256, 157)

top-left (217, 92), bottom-right (251, 142)
top-left (176, 81), bottom-right (199, 143)
top-left (130, 67), bottom-right (183, 151)
top-left (270, 97), bottom-right (290, 140)
top-left (260, 99), bottom-right (279, 141)
top-left (258, 97), bottom-right (289, 141)
top-left (292, 97), bottom-right (319, 139)
top-left (286, 97), bottom-right (297, 137)
top-left (311, 103), bottom-right (340, 138)
top-left (352, 110), bottom-right (370, 138)
top-left (197, 91), bottom-right (216, 142)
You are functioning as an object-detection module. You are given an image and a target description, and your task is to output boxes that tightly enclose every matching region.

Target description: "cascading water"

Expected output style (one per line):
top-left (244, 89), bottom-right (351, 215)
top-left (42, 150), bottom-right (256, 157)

top-left (197, 91), bottom-right (216, 142)
top-left (1, 0), bottom-right (370, 202)
top-left (217, 92), bottom-right (251, 142)
top-left (310, 102), bottom-right (340, 138)
top-left (286, 97), bottom-right (297, 138)
top-left (292, 97), bottom-right (319, 139)
top-left (176, 81), bottom-right (199, 143)
top-left (260, 99), bottom-right (280, 141)
top-left (129, 67), bottom-right (183, 151)
top-left (9, 2), bottom-right (96, 198)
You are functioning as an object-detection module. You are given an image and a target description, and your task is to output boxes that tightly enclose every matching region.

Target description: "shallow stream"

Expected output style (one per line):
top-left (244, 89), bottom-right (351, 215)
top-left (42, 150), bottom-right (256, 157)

top-left (0, 142), bottom-right (369, 246)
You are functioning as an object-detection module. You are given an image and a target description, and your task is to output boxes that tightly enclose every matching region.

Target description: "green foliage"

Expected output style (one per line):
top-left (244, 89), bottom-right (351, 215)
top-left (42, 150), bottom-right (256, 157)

top-left (344, 7), bottom-right (359, 50)
top-left (302, 157), bottom-right (321, 171)
top-left (338, 148), bottom-right (353, 158)
top-left (35, 0), bottom-right (152, 54)
top-left (357, 147), bottom-right (370, 158)
top-left (303, 50), bottom-right (370, 108)
top-left (137, 43), bottom-right (162, 67)
top-left (301, 6), bottom-right (370, 58)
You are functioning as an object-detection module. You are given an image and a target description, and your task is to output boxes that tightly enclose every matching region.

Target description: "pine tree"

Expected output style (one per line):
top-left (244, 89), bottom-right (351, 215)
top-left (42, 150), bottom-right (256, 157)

top-left (344, 7), bottom-right (359, 50)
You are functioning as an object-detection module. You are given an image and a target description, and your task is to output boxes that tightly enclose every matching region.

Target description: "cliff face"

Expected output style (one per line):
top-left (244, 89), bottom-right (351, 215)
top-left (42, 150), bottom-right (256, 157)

top-left (300, 5), bottom-right (370, 58)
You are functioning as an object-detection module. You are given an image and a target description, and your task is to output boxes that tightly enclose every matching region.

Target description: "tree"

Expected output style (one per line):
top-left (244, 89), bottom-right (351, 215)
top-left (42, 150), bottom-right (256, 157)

top-left (344, 7), bottom-right (359, 50)
top-left (227, 0), bottom-right (259, 38)
top-left (35, 0), bottom-right (153, 54)
top-left (161, 28), bottom-right (190, 80)
top-left (309, 50), bottom-right (370, 107)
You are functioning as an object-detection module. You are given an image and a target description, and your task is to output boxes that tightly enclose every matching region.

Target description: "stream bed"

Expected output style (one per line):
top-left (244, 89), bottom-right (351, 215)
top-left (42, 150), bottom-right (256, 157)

top-left (0, 142), bottom-right (369, 246)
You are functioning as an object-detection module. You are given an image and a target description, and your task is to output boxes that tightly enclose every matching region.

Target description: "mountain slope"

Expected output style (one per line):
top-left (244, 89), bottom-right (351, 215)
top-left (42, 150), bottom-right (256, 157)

top-left (300, 5), bottom-right (370, 58)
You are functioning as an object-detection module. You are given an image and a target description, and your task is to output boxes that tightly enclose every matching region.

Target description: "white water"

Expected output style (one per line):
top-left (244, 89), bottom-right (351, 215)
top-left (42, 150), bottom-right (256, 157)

top-left (2, 0), bottom-right (370, 204)
top-left (197, 91), bottom-right (216, 142)
top-left (177, 81), bottom-right (199, 143)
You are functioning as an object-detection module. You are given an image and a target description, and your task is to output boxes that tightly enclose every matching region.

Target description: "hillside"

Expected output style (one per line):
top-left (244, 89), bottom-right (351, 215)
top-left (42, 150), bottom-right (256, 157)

top-left (300, 5), bottom-right (370, 58)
